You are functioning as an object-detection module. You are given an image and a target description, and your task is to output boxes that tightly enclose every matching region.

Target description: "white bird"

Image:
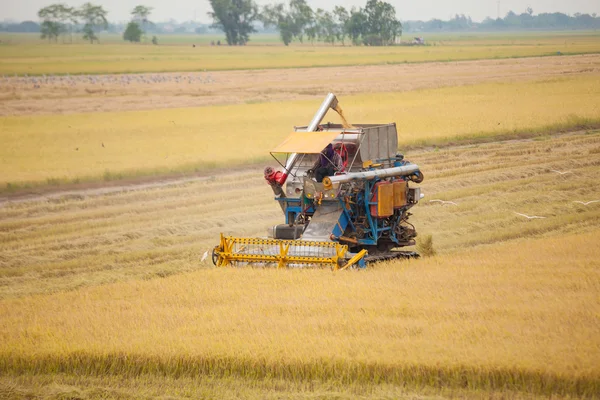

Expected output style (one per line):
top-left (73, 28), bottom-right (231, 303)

top-left (514, 212), bottom-right (546, 219)
top-left (573, 200), bottom-right (600, 206)
top-left (429, 199), bottom-right (457, 206)
top-left (201, 251), bottom-right (209, 262)
top-left (550, 169), bottom-right (572, 175)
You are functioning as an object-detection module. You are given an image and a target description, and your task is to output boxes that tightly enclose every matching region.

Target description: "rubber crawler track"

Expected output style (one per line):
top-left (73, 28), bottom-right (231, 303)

top-left (365, 251), bottom-right (420, 264)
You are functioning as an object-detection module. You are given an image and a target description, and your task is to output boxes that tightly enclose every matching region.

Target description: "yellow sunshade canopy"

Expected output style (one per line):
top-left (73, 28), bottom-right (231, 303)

top-left (272, 131), bottom-right (340, 154)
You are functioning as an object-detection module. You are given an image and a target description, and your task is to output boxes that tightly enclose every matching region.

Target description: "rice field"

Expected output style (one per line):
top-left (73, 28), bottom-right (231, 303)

top-left (1, 34), bottom-right (599, 398)
top-left (1, 73), bottom-right (599, 189)
top-left (0, 31), bottom-right (599, 75)
top-left (1, 131), bottom-right (599, 398)
top-left (3, 53), bottom-right (598, 117)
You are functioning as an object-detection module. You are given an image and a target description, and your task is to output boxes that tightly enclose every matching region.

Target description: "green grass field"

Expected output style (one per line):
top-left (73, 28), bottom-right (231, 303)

top-left (1, 31), bottom-right (599, 75)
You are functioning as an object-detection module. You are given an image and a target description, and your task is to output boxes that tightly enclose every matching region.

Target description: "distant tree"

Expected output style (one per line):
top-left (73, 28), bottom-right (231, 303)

top-left (13, 21), bottom-right (41, 33)
top-left (315, 9), bottom-right (336, 45)
top-left (261, 0), bottom-right (314, 45)
top-left (66, 6), bottom-right (79, 42)
top-left (40, 20), bottom-right (61, 42)
top-left (504, 10), bottom-right (520, 27)
top-left (447, 14), bottom-right (472, 30)
top-left (208, 0), bottom-right (258, 45)
top-left (261, 3), bottom-right (295, 45)
top-left (333, 6), bottom-right (349, 45)
top-left (576, 13), bottom-right (596, 28)
top-left (425, 18), bottom-right (444, 31)
top-left (288, 0), bottom-right (312, 43)
top-left (40, 4), bottom-right (77, 42)
top-left (403, 7), bottom-right (600, 33)
top-left (79, 2), bottom-right (108, 43)
top-left (346, 8), bottom-right (367, 45)
top-left (362, 0), bottom-right (401, 45)
top-left (38, 4), bottom-right (67, 42)
top-left (123, 21), bottom-right (142, 42)
top-left (534, 12), bottom-right (570, 29)
top-left (151, 35), bottom-right (158, 45)
top-left (305, 22), bottom-right (318, 44)
top-left (131, 5), bottom-right (153, 39)
top-left (37, 4), bottom-right (78, 43)
top-left (518, 11), bottom-right (534, 28)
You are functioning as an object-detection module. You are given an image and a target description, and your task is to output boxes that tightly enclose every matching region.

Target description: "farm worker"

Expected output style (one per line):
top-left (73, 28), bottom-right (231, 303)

top-left (263, 166), bottom-right (285, 197)
top-left (313, 143), bottom-right (343, 183)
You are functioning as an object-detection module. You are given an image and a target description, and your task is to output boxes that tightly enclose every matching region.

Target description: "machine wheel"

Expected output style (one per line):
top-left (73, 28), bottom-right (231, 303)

top-left (211, 247), bottom-right (219, 266)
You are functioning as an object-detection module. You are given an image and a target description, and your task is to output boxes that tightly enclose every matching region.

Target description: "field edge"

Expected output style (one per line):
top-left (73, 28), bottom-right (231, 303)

top-left (1, 352), bottom-right (598, 398)
top-left (2, 125), bottom-right (599, 197)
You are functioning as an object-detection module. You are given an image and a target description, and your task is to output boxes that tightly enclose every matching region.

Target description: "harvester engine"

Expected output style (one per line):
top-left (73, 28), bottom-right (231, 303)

top-left (213, 93), bottom-right (424, 269)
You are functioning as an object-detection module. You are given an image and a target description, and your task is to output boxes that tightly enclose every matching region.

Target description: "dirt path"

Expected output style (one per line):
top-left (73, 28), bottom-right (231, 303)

top-left (1, 54), bottom-right (599, 116)
top-left (0, 163), bottom-right (265, 207)
top-left (1, 129), bottom-right (591, 208)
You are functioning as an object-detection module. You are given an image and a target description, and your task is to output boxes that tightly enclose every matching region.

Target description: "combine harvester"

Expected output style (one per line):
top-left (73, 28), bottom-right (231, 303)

top-left (212, 93), bottom-right (424, 269)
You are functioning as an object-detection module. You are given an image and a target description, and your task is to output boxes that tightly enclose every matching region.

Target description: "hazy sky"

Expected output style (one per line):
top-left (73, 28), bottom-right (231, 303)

top-left (1, 0), bottom-right (599, 24)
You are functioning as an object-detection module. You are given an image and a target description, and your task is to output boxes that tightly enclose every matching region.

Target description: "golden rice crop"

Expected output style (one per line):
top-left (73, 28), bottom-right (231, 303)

top-left (1, 32), bottom-right (599, 75)
top-left (0, 232), bottom-right (598, 397)
top-left (1, 74), bottom-right (599, 187)
top-left (2, 131), bottom-right (598, 298)
top-left (1, 132), bottom-right (599, 397)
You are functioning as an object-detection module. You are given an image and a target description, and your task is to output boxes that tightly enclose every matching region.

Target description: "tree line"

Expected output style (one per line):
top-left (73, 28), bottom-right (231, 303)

top-left (4, 3), bottom-right (598, 44)
top-left (33, 3), bottom-right (158, 44)
top-left (209, 0), bottom-right (402, 46)
top-left (37, 2), bottom-right (107, 43)
top-left (30, 0), bottom-right (402, 46)
top-left (405, 9), bottom-right (600, 32)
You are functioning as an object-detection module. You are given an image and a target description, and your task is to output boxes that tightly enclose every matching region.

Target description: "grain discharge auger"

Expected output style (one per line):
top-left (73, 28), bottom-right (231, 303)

top-left (212, 93), bottom-right (424, 269)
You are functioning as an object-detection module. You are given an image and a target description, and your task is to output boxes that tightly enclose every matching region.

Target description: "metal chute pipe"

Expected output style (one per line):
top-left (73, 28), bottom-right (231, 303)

top-left (329, 164), bottom-right (421, 183)
top-left (278, 93), bottom-right (339, 185)
top-left (307, 93), bottom-right (338, 132)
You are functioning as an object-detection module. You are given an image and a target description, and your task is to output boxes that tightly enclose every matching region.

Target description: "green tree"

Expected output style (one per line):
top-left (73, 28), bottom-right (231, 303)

top-left (288, 0), bottom-right (312, 43)
top-left (304, 19), bottom-right (318, 44)
top-left (123, 21), bottom-right (142, 42)
top-left (53, 4), bottom-right (77, 43)
top-left (363, 0), bottom-right (401, 45)
top-left (333, 6), bottom-right (349, 45)
top-left (261, 3), bottom-right (294, 45)
top-left (208, 0), bottom-right (258, 45)
top-left (315, 9), bottom-right (336, 45)
top-left (346, 8), bottom-right (367, 45)
top-left (79, 2), bottom-right (108, 43)
top-left (261, 0), bottom-right (313, 45)
top-left (38, 4), bottom-right (71, 42)
top-left (39, 20), bottom-right (61, 42)
top-left (131, 5), bottom-right (153, 39)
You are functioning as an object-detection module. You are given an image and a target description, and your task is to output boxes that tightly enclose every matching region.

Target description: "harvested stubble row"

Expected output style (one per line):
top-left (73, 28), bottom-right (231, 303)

top-left (0, 132), bottom-right (599, 397)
